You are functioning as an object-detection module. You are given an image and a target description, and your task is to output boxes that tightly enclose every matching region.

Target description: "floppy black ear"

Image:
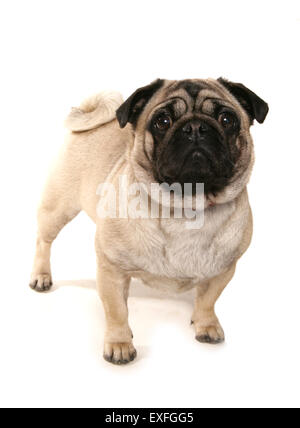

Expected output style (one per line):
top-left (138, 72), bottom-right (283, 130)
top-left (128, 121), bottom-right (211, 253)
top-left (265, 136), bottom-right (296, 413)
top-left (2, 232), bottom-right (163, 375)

top-left (217, 78), bottom-right (269, 124)
top-left (116, 79), bottom-right (164, 128)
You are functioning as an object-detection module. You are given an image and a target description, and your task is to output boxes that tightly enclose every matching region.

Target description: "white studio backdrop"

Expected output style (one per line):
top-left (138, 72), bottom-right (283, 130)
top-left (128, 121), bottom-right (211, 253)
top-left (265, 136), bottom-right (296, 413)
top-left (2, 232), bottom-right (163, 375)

top-left (0, 0), bottom-right (299, 408)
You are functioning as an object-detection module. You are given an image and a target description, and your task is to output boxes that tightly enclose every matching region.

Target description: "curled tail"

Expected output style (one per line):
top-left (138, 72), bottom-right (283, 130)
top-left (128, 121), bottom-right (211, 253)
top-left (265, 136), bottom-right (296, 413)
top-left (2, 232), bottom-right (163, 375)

top-left (65, 91), bottom-right (124, 132)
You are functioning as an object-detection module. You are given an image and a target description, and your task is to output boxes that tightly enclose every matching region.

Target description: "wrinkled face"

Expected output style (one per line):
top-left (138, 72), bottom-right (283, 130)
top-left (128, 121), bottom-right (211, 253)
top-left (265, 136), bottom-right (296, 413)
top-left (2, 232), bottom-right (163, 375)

top-left (149, 81), bottom-right (243, 194)
top-left (116, 78), bottom-right (268, 197)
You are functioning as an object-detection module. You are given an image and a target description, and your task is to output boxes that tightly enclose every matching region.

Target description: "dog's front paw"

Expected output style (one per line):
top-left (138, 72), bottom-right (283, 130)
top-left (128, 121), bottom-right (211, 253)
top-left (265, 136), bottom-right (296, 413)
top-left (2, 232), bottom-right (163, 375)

top-left (103, 342), bottom-right (137, 365)
top-left (194, 320), bottom-right (225, 345)
top-left (29, 273), bottom-right (53, 292)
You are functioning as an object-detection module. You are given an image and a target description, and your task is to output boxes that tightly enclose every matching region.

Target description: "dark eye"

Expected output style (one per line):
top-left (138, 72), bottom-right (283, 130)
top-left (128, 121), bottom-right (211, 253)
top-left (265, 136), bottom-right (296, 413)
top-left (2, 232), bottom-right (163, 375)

top-left (218, 112), bottom-right (236, 130)
top-left (153, 113), bottom-right (172, 131)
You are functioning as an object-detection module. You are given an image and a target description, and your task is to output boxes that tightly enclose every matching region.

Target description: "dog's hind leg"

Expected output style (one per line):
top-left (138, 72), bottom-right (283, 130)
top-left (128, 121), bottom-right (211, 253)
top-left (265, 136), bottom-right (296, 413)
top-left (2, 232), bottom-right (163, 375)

top-left (30, 174), bottom-right (81, 292)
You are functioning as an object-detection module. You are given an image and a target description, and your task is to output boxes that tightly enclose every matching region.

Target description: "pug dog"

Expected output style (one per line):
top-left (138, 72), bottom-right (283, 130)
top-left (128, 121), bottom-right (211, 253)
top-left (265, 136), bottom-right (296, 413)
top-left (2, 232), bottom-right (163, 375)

top-left (30, 78), bottom-right (268, 364)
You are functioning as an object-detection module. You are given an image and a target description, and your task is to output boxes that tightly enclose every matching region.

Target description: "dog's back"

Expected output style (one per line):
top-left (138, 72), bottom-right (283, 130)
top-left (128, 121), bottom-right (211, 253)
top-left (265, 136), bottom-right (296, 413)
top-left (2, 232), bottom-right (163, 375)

top-left (46, 92), bottom-right (129, 222)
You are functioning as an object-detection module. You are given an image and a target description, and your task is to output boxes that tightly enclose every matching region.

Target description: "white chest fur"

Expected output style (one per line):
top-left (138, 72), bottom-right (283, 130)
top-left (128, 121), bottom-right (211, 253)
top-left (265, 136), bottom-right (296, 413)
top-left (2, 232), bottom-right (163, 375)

top-left (104, 191), bottom-right (250, 290)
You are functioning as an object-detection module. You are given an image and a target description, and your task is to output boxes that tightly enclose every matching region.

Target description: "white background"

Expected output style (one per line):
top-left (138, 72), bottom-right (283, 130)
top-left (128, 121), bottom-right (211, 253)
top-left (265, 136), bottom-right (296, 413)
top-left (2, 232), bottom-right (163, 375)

top-left (0, 0), bottom-right (299, 408)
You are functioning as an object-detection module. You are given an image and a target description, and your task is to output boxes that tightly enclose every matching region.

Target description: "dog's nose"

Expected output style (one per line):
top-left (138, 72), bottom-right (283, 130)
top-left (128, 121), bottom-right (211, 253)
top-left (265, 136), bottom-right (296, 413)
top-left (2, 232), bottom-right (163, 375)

top-left (182, 120), bottom-right (209, 141)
